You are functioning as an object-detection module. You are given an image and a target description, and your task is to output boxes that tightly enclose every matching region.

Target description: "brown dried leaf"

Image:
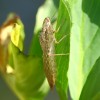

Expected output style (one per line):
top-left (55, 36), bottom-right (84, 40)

top-left (0, 15), bottom-right (18, 74)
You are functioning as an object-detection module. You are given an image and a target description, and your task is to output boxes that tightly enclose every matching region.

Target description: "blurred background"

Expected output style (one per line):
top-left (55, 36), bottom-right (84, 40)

top-left (0, 0), bottom-right (59, 100)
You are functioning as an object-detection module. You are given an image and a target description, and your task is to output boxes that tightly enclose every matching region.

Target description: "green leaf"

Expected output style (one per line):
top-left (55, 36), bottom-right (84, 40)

top-left (0, 13), bottom-right (25, 73)
top-left (79, 57), bottom-right (100, 100)
top-left (1, 14), bottom-right (49, 100)
top-left (9, 14), bottom-right (25, 67)
top-left (11, 16), bottom-right (25, 51)
top-left (55, 0), bottom-right (71, 100)
top-left (1, 13), bottom-right (25, 51)
top-left (67, 0), bottom-right (100, 99)
top-left (33, 0), bottom-right (59, 34)
top-left (10, 43), bottom-right (49, 100)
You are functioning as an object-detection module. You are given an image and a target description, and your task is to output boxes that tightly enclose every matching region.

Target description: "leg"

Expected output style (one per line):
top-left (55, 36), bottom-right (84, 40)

top-left (48, 53), bottom-right (69, 56)
top-left (53, 23), bottom-right (71, 44)
top-left (54, 27), bottom-right (70, 44)
top-left (54, 35), bottom-right (67, 44)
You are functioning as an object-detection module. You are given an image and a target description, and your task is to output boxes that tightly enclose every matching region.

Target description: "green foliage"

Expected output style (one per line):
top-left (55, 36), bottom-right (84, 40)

top-left (1, 0), bottom-right (100, 100)
top-left (11, 43), bottom-right (48, 100)
top-left (33, 0), bottom-right (59, 34)
top-left (55, 0), bottom-right (71, 100)
top-left (67, 0), bottom-right (100, 99)
top-left (79, 57), bottom-right (100, 100)
top-left (1, 14), bottom-right (49, 100)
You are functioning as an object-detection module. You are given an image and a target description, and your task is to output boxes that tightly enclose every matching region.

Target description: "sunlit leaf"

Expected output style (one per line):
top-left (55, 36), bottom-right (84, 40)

top-left (34, 0), bottom-right (59, 34)
top-left (67, 0), bottom-right (100, 99)
top-left (79, 57), bottom-right (100, 100)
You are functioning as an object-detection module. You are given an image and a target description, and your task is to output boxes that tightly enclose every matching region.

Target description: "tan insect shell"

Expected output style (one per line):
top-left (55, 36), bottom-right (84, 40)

top-left (39, 17), bottom-right (56, 89)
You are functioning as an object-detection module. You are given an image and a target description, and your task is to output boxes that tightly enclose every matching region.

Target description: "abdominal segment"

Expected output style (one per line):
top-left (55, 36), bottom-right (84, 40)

top-left (43, 53), bottom-right (56, 89)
